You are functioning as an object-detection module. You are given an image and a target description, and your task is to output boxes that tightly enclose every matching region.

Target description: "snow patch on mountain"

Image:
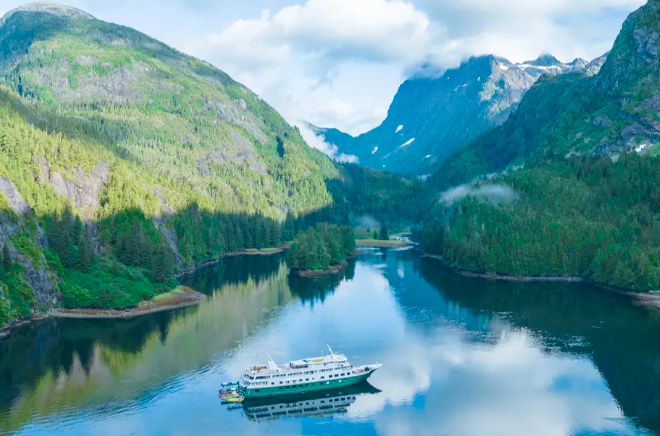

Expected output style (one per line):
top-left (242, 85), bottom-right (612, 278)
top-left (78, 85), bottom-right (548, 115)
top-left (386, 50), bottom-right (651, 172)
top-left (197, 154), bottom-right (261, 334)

top-left (399, 138), bottom-right (415, 149)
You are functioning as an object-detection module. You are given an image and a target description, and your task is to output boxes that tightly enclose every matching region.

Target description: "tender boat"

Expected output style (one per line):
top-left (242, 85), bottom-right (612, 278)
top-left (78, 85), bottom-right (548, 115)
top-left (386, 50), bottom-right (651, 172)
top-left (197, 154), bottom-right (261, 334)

top-left (220, 346), bottom-right (381, 400)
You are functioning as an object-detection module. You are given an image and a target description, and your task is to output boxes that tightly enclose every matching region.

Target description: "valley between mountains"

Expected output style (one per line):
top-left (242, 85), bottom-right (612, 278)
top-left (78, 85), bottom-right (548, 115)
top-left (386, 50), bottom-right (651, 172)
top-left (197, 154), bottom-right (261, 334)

top-left (3, 0), bottom-right (660, 331)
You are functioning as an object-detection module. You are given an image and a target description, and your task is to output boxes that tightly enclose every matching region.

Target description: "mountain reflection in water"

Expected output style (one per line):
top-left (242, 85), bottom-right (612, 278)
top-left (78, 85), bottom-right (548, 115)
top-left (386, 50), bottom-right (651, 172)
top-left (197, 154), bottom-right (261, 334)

top-left (0, 250), bottom-right (659, 436)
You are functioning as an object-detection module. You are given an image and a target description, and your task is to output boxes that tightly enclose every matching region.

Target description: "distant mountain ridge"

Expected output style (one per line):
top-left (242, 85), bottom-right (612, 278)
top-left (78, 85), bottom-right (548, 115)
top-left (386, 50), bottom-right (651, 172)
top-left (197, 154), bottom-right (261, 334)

top-left (330, 53), bottom-right (606, 175)
top-left (429, 0), bottom-right (660, 189)
top-left (305, 122), bottom-right (355, 150)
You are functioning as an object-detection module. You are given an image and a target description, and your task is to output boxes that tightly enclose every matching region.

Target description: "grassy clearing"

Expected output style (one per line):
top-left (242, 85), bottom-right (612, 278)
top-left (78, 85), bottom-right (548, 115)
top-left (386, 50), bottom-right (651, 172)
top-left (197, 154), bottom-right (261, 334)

top-left (141, 286), bottom-right (200, 308)
top-left (356, 239), bottom-right (410, 248)
top-left (244, 247), bottom-right (283, 254)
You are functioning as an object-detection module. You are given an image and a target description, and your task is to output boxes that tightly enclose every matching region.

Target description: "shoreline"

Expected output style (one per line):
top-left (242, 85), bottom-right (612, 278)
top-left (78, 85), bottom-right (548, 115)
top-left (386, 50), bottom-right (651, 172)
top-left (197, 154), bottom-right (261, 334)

top-left (173, 246), bottom-right (288, 278)
top-left (356, 240), bottom-right (411, 248)
top-left (422, 254), bottom-right (660, 309)
top-left (292, 261), bottom-right (349, 278)
top-left (290, 252), bottom-right (362, 279)
top-left (0, 315), bottom-right (49, 339)
top-left (50, 287), bottom-right (207, 319)
top-left (2, 250), bottom-right (286, 337)
top-left (1, 287), bottom-right (207, 338)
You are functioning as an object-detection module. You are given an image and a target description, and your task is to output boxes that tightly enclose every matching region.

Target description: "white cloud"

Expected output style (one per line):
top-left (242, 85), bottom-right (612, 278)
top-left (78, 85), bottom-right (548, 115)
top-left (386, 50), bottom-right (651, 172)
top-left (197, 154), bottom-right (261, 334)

top-left (297, 122), bottom-right (359, 163)
top-left (205, 0), bottom-right (431, 65)
top-left (420, 0), bottom-right (646, 65)
top-left (192, 0), bottom-right (644, 136)
top-left (0, 0), bottom-right (647, 136)
top-left (192, 0), bottom-right (428, 135)
top-left (359, 330), bottom-right (638, 436)
top-left (440, 184), bottom-right (519, 206)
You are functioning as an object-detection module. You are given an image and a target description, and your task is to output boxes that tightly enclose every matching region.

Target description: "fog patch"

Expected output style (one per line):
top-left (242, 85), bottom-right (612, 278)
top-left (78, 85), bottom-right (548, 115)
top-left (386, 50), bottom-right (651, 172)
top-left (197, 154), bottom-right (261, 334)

top-left (356, 215), bottom-right (380, 229)
top-left (297, 122), bottom-right (359, 163)
top-left (440, 184), bottom-right (518, 206)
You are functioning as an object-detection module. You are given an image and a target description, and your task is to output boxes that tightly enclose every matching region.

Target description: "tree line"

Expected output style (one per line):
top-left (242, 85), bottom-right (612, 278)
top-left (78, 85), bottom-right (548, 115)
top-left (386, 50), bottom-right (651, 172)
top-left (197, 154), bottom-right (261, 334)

top-left (423, 153), bottom-right (660, 291)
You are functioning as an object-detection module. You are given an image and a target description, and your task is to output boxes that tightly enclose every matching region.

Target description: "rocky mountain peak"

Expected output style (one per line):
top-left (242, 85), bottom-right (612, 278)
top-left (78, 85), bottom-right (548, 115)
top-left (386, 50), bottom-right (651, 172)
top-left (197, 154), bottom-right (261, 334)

top-left (331, 49), bottom-right (610, 175)
top-left (2, 2), bottom-right (95, 22)
top-left (527, 54), bottom-right (562, 67)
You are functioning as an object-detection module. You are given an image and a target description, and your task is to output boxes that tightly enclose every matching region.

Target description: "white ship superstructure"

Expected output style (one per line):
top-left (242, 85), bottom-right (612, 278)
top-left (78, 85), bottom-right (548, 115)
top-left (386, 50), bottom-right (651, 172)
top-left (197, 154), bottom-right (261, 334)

top-left (232, 346), bottom-right (381, 399)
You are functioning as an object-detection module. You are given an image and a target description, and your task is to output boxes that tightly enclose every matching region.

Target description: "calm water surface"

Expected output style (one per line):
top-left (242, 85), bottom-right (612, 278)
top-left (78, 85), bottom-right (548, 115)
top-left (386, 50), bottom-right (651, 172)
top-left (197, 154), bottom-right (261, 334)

top-left (2, 249), bottom-right (660, 436)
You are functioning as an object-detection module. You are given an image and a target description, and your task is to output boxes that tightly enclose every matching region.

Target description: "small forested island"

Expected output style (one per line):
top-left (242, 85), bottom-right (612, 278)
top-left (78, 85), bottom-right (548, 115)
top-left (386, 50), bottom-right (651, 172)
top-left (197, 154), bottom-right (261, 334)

top-left (286, 224), bottom-right (357, 277)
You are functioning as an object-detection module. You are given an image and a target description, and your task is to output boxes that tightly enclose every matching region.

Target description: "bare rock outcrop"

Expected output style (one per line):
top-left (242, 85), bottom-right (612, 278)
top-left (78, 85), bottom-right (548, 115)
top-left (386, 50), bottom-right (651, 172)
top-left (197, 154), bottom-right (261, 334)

top-left (0, 176), bottom-right (31, 215)
top-left (49, 160), bottom-right (109, 218)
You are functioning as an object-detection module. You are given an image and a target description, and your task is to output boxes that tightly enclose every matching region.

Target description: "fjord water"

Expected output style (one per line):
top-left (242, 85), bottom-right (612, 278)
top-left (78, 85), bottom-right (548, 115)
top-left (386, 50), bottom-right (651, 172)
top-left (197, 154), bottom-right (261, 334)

top-left (1, 249), bottom-right (660, 436)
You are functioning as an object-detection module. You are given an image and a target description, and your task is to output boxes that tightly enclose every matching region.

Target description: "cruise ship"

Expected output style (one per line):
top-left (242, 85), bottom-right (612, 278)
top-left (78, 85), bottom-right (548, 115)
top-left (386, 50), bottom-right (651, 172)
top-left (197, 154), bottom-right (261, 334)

top-left (224, 346), bottom-right (381, 400)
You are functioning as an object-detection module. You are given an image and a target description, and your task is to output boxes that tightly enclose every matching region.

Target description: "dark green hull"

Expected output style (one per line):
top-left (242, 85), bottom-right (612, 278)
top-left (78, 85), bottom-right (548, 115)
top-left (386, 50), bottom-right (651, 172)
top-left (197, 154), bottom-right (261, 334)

top-left (241, 369), bottom-right (376, 399)
top-left (242, 382), bottom-right (381, 407)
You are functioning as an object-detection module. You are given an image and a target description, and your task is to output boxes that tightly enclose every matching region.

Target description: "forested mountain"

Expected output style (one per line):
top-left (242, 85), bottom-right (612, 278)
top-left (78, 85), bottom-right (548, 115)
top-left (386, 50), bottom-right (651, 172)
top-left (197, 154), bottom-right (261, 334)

top-left (429, 0), bottom-right (660, 190)
top-left (0, 2), bottom-right (434, 328)
top-left (332, 54), bottom-right (603, 176)
top-left (423, 0), bottom-right (660, 291)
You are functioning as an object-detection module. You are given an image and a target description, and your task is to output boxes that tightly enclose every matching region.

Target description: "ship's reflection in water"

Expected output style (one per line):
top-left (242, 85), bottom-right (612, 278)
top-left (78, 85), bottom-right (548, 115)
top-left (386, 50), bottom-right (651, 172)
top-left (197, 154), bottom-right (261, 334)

top-left (233, 383), bottom-right (381, 422)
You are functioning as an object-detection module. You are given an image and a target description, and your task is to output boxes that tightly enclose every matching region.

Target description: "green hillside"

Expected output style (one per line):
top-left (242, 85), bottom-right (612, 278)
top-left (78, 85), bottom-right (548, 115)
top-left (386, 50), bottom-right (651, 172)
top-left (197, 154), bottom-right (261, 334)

top-left (423, 0), bottom-right (660, 291)
top-left (0, 2), bottom-right (341, 327)
top-left (423, 154), bottom-right (660, 290)
top-left (0, 3), bottom-right (436, 328)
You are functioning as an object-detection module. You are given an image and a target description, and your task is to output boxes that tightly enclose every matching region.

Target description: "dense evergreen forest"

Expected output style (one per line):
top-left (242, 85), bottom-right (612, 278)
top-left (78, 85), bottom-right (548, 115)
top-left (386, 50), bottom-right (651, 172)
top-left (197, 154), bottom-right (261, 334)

top-left (423, 154), bottom-right (660, 291)
top-left (7, 0), bottom-right (660, 329)
top-left (0, 5), bottom-right (436, 328)
top-left (286, 224), bottom-right (356, 272)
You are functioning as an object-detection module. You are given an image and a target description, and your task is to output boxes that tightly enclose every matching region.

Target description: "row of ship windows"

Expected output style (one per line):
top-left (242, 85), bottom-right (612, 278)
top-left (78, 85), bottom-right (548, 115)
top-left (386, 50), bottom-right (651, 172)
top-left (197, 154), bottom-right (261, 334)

top-left (258, 367), bottom-right (349, 380)
top-left (252, 379), bottom-right (347, 393)
top-left (250, 373), bottom-right (352, 386)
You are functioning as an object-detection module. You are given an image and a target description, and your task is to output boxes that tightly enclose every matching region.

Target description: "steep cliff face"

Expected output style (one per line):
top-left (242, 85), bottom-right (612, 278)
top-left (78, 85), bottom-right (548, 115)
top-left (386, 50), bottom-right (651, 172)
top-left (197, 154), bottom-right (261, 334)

top-left (335, 54), bottom-right (603, 176)
top-left (0, 177), bottom-right (59, 314)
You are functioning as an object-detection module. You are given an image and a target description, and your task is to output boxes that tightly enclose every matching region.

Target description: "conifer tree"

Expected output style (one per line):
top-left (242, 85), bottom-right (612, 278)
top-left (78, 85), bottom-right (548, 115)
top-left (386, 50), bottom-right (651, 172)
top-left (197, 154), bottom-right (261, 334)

top-left (152, 243), bottom-right (174, 283)
top-left (235, 225), bottom-right (245, 250)
top-left (316, 240), bottom-right (330, 269)
top-left (77, 228), bottom-right (94, 273)
top-left (72, 215), bottom-right (83, 246)
top-left (2, 243), bottom-right (11, 272)
top-left (380, 226), bottom-right (389, 241)
top-left (59, 228), bottom-right (74, 268)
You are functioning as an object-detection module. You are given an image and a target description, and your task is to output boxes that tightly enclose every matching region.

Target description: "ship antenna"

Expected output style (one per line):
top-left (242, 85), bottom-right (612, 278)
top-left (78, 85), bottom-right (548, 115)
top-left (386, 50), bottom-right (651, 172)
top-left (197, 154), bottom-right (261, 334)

top-left (327, 344), bottom-right (335, 357)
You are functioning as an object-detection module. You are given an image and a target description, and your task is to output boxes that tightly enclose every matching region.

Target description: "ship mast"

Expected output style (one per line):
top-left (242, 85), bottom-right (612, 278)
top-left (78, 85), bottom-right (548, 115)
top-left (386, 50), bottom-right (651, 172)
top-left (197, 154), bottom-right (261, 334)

top-left (265, 351), bottom-right (277, 370)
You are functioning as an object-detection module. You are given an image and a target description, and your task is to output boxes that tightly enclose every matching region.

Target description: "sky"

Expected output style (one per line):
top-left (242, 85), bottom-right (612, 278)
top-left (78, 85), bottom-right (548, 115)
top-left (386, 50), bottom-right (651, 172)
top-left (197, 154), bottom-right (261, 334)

top-left (0, 0), bottom-right (648, 136)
